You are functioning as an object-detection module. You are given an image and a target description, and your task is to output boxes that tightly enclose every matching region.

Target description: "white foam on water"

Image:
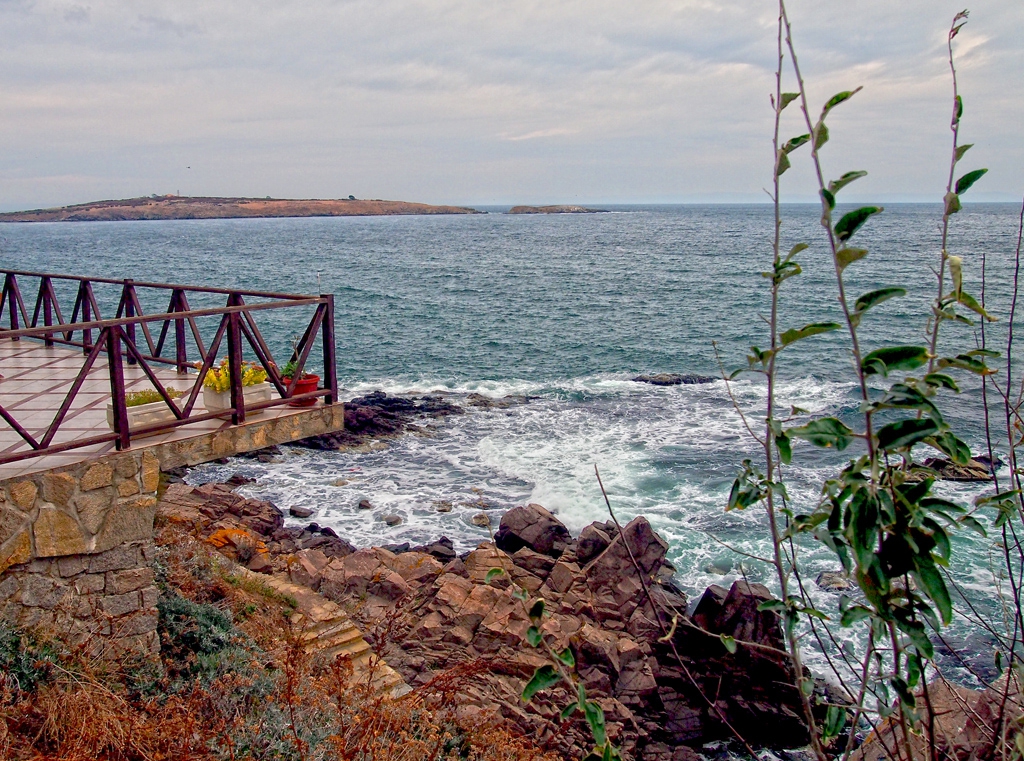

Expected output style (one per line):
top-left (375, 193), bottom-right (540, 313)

top-left (186, 372), bottom-right (999, 685)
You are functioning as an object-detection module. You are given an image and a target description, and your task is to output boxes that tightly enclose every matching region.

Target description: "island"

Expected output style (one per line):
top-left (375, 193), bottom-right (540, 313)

top-left (0, 195), bottom-right (484, 222)
top-left (507, 204), bottom-right (607, 214)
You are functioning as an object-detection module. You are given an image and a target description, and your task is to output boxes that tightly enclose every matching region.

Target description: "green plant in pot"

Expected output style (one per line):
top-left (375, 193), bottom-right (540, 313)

top-left (280, 358), bottom-right (320, 408)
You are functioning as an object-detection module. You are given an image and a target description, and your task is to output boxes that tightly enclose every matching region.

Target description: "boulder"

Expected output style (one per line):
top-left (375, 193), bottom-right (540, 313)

top-left (510, 547), bottom-right (556, 578)
top-left (411, 535), bottom-right (456, 562)
top-left (289, 506), bottom-right (314, 518)
top-left (577, 523), bottom-right (612, 564)
top-left (494, 503), bottom-right (571, 557)
top-left (711, 581), bottom-right (784, 649)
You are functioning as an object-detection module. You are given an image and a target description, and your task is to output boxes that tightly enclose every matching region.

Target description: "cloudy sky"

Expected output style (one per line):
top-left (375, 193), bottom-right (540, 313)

top-left (0, 0), bottom-right (1020, 210)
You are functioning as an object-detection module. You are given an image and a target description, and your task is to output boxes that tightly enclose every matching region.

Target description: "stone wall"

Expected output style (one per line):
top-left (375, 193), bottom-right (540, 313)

top-left (0, 401), bottom-right (347, 656)
top-left (0, 450), bottom-right (161, 656)
top-left (0, 540), bottom-right (159, 657)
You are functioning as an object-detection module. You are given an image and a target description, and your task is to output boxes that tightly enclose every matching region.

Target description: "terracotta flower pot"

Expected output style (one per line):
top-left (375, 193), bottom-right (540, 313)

top-left (285, 374), bottom-right (320, 407)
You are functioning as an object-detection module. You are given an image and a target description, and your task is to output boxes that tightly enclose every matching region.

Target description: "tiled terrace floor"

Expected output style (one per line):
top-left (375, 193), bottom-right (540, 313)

top-left (0, 337), bottom-right (308, 481)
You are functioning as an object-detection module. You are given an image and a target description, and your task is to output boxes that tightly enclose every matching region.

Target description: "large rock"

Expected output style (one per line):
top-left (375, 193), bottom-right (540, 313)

top-left (494, 503), bottom-right (571, 557)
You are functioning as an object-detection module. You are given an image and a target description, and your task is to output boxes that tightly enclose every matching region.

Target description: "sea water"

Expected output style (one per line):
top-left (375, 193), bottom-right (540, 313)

top-left (3, 203), bottom-right (1022, 682)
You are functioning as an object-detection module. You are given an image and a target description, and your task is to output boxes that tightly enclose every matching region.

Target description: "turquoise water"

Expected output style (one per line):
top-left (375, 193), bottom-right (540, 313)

top-left (3, 203), bottom-right (1022, 681)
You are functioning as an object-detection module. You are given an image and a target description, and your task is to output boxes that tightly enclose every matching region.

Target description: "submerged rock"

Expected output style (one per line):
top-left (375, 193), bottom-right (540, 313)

top-left (919, 456), bottom-right (993, 481)
top-left (632, 373), bottom-right (716, 386)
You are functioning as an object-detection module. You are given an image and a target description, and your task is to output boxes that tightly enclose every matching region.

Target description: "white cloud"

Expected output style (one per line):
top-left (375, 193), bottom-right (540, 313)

top-left (0, 0), bottom-right (1020, 209)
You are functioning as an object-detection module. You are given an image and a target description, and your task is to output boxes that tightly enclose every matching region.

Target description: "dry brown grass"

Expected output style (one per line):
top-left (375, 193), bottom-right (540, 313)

top-left (0, 525), bottom-right (560, 761)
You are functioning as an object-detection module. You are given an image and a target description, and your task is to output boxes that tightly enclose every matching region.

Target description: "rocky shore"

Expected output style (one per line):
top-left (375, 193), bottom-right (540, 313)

top-left (158, 479), bottom-right (813, 760)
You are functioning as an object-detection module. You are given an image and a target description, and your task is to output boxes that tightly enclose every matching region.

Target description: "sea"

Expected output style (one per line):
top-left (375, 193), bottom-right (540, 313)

top-left (3, 202), bottom-right (1022, 684)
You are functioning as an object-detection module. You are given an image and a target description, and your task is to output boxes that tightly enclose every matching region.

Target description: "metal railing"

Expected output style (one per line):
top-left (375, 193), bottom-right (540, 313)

top-left (0, 270), bottom-right (338, 465)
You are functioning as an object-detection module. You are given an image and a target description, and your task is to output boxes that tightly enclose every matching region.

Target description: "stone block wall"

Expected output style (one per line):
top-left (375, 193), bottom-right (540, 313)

top-left (0, 450), bottom-right (161, 656)
top-left (0, 540), bottom-right (159, 657)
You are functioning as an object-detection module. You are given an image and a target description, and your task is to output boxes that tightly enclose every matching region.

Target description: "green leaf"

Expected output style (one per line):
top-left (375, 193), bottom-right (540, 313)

top-left (927, 431), bottom-right (972, 465)
top-left (775, 431), bottom-right (792, 465)
top-left (945, 192), bottom-right (962, 216)
top-left (923, 373), bottom-right (960, 392)
top-left (813, 122), bottom-right (829, 150)
top-left (780, 92), bottom-right (800, 110)
top-left (861, 345), bottom-right (929, 376)
top-left (840, 605), bottom-right (872, 627)
top-left (776, 151), bottom-right (791, 177)
top-left (783, 134), bottom-right (810, 154)
top-left (938, 354), bottom-right (995, 375)
top-left (720, 634), bottom-right (737, 654)
top-left (522, 665), bottom-right (561, 702)
top-left (824, 705), bottom-right (847, 741)
top-left (821, 188), bottom-right (836, 209)
top-left (958, 290), bottom-right (996, 321)
top-left (828, 170), bottom-right (867, 195)
top-left (835, 206), bottom-right (883, 242)
top-left (529, 599), bottom-right (546, 621)
top-left (757, 600), bottom-right (787, 614)
top-left (780, 321), bottom-right (840, 346)
top-left (821, 88), bottom-right (861, 117)
top-left (956, 168), bottom-right (988, 195)
top-left (837, 247), bottom-right (868, 270)
top-left (584, 701), bottom-right (607, 747)
top-left (526, 626), bottom-right (542, 647)
top-left (855, 287), bottom-right (906, 314)
top-left (786, 242), bottom-right (809, 260)
top-left (955, 95), bottom-right (963, 123)
top-left (560, 701), bottom-right (580, 721)
top-left (967, 348), bottom-right (1000, 358)
top-left (955, 143), bottom-right (973, 162)
top-left (789, 418), bottom-right (855, 450)
top-left (958, 515), bottom-right (987, 537)
top-left (485, 568), bottom-right (505, 583)
top-left (877, 418), bottom-right (941, 451)
top-left (556, 648), bottom-right (576, 668)
top-left (914, 560), bottom-right (953, 625)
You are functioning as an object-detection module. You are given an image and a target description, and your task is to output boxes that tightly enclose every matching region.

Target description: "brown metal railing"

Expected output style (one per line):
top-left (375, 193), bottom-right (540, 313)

top-left (0, 270), bottom-right (338, 465)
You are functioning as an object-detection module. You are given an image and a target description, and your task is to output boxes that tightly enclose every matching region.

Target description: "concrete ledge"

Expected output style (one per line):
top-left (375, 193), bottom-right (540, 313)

top-left (151, 402), bottom-right (345, 470)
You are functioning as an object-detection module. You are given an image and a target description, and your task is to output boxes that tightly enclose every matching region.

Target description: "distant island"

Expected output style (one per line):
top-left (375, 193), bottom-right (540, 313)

top-left (508, 205), bottom-right (607, 214)
top-left (0, 195), bottom-right (484, 222)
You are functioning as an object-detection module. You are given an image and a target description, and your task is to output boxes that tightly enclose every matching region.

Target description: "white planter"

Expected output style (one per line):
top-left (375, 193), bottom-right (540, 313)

top-left (106, 397), bottom-right (183, 433)
top-left (202, 382), bottom-right (273, 413)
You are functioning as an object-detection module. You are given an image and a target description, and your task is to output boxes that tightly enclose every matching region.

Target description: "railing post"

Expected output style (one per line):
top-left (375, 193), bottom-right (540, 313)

top-left (321, 294), bottom-right (338, 404)
top-left (106, 327), bottom-right (130, 451)
top-left (41, 276), bottom-right (54, 347)
top-left (1, 274), bottom-right (18, 341)
top-left (122, 280), bottom-right (138, 365)
top-left (79, 281), bottom-right (93, 355)
top-left (226, 293), bottom-right (245, 425)
top-left (172, 289), bottom-right (188, 373)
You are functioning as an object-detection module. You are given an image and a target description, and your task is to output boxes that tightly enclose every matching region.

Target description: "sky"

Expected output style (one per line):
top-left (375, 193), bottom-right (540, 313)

top-left (0, 0), bottom-right (1021, 210)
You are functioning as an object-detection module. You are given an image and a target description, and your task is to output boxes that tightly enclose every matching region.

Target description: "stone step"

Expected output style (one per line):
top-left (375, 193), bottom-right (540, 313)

top-left (234, 567), bottom-right (409, 696)
top-left (312, 624), bottom-right (364, 653)
top-left (323, 636), bottom-right (371, 661)
top-left (298, 617), bottom-right (357, 643)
